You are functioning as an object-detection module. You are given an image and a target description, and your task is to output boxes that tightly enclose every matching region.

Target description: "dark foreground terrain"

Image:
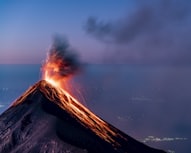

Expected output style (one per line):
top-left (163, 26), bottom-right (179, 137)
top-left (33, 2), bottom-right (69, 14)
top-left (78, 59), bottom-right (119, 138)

top-left (0, 80), bottom-right (166, 153)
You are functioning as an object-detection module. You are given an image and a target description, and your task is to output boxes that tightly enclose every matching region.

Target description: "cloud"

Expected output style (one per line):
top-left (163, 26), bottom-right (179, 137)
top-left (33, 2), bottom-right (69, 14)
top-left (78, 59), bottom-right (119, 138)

top-left (142, 135), bottom-right (188, 143)
top-left (85, 0), bottom-right (191, 65)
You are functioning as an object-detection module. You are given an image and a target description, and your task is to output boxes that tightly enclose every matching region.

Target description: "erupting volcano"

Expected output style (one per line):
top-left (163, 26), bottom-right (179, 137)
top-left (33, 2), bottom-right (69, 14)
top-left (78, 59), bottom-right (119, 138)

top-left (0, 36), bottom-right (166, 153)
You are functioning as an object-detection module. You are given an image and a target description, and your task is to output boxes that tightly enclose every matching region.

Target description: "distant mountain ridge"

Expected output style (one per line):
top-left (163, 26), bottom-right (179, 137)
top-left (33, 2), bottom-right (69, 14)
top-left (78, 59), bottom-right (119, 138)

top-left (0, 80), bottom-right (166, 153)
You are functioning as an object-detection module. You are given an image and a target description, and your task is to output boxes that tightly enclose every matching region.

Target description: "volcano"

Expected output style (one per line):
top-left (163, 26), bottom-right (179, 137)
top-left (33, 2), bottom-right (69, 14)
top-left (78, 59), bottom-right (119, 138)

top-left (0, 80), bottom-right (166, 153)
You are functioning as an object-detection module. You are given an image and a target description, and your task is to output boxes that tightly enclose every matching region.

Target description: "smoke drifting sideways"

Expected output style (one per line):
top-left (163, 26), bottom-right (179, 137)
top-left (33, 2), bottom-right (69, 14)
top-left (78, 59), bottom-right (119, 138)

top-left (42, 35), bottom-right (80, 79)
top-left (85, 0), bottom-right (191, 65)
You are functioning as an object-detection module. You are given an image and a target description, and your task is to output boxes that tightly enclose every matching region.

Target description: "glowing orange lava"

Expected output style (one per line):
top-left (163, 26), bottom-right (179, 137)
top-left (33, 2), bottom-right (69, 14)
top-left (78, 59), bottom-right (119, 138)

top-left (40, 52), bottom-right (126, 145)
top-left (12, 51), bottom-right (125, 146)
top-left (42, 54), bottom-right (70, 90)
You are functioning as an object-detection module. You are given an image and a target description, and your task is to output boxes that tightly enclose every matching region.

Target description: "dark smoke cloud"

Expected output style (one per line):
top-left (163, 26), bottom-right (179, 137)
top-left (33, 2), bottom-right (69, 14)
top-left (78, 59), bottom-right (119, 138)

top-left (85, 17), bottom-right (113, 43)
top-left (46, 35), bottom-right (80, 77)
top-left (85, 0), bottom-right (191, 65)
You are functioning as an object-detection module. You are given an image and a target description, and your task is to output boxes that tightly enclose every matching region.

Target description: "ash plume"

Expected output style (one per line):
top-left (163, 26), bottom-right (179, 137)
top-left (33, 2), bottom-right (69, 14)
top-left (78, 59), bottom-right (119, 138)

top-left (43, 35), bottom-right (80, 77)
top-left (85, 0), bottom-right (191, 65)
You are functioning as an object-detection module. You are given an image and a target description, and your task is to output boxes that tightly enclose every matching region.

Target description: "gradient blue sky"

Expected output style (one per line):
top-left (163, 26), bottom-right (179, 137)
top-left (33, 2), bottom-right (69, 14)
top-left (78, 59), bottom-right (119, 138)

top-left (0, 0), bottom-right (132, 64)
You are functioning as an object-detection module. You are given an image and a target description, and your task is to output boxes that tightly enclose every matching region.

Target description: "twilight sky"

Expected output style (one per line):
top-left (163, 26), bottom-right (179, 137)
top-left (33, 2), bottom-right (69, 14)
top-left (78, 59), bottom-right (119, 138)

top-left (1, 0), bottom-right (191, 64)
top-left (0, 0), bottom-right (130, 64)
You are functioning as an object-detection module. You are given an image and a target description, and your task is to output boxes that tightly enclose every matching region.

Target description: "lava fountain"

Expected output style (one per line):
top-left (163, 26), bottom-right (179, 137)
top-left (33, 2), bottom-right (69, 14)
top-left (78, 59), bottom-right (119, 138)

top-left (42, 36), bottom-right (79, 91)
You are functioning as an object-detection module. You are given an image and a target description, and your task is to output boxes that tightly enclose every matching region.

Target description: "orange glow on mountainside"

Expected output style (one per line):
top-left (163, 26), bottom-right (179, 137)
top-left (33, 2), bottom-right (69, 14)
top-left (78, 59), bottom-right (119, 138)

top-left (40, 51), bottom-right (125, 146)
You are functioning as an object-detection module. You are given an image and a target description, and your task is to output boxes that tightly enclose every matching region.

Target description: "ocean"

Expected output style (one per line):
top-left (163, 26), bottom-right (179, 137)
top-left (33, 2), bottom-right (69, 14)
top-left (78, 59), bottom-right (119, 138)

top-left (0, 64), bottom-right (190, 153)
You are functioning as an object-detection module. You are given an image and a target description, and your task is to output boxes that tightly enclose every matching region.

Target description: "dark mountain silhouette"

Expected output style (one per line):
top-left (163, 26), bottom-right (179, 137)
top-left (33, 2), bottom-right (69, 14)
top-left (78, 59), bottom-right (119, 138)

top-left (0, 80), bottom-right (166, 153)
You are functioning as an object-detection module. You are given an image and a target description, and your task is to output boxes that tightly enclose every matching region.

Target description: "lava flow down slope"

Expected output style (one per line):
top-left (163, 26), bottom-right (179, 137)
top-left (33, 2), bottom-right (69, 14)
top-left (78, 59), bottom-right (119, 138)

top-left (0, 80), bottom-right (166, 153)
top-left (0, 36), bottom-right (166, 153)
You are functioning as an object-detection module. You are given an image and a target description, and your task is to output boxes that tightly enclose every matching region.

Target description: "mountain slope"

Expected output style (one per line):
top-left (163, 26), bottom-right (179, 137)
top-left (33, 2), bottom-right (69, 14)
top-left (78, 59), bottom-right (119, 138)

top-left (0, 80), bottom-right (166, 153)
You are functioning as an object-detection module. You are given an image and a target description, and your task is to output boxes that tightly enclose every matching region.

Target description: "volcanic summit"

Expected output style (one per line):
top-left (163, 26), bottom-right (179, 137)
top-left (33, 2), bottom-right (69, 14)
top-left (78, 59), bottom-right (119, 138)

top-left (0, 80), bottom-right (166, 153)
top-left (0, 37), bottom-right (167, 152)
